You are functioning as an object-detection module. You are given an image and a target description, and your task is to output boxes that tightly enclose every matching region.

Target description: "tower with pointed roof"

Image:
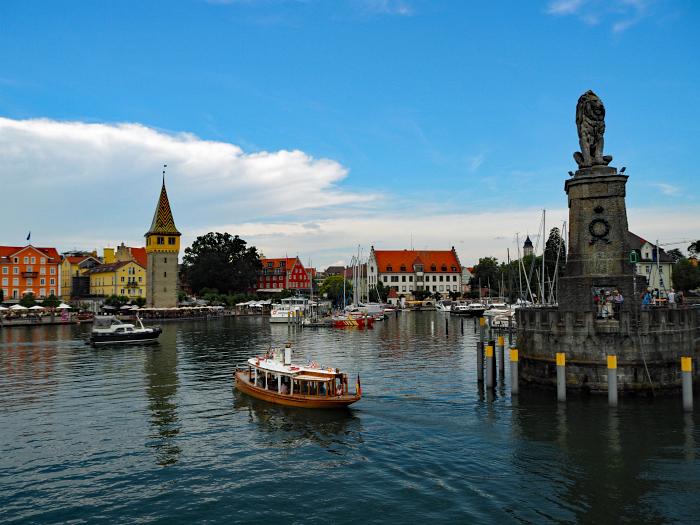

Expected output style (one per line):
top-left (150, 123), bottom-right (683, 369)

top-left (144, 177), bottom-right (181, 308)
top-left (523, 235), bottom-right (534, 258)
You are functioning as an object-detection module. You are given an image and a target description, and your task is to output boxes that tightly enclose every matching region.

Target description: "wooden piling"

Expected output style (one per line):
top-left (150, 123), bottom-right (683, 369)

top-left (476, 342), bottom-right (484, 383)
top-left (497, 335), bottom-right (505, 375)
top-left (510, 348), bottom-right (519, 395)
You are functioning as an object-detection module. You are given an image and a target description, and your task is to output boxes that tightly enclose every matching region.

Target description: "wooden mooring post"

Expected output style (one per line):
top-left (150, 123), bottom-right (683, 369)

top-left (607, 355), bottom-right (618, 407)
top-left (682, 357), bottom-right (693, 412)
top-left (486, 345), bottom-right (495, 389)
top-left (556, 353), bottom-right (566, 403)
top-left (497, 336), bottom-right (505, 376)
top-left (510, 348), bottom-right (519, 395)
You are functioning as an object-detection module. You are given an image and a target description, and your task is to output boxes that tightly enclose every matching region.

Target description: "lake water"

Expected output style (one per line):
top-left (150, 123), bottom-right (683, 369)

top-left (1, 313), bottom-right (699, 524)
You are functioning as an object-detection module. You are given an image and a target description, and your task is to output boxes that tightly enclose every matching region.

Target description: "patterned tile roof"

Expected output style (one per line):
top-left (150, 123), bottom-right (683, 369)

top-left (145, 181), bottom-right (180, 236)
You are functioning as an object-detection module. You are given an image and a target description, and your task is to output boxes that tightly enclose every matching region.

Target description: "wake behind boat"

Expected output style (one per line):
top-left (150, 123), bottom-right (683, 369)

top-left (89, 315), bottom-right (162, 345)
top-left (234, 346), bottom-right (361, 409)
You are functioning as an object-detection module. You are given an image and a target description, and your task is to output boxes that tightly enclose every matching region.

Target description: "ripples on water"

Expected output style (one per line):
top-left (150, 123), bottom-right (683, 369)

top-left (1, 314), bottom-right (699, 524)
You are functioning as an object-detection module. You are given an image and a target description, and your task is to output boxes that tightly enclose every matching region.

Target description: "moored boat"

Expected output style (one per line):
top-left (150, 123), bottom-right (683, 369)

top-left (451, 302), bottom-right (486, 317)
top-left (234, 347), bottom-right (361, 409)
top-left (89, 315), bottom-right (161, 345)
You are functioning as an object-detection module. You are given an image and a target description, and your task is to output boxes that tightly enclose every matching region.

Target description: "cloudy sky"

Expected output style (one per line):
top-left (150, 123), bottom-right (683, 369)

top-left (1, 0), bottom-right (698, 267)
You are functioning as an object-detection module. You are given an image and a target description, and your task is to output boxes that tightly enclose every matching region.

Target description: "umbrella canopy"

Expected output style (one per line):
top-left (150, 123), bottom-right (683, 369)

top-left (120, 305), bottom-right (133, 310)
top-left (130, 305), bottom-right (140, 310)
top-left (0, 306), bottom-right (8, 311)
top-left (102, 305), bottom-right (116, 310)
top-left (29, 305), bottom-right (45, 310)
top-left (10, 304), bottom-right (28, 310)
top-left (56, 303), bottom-right (72, 309)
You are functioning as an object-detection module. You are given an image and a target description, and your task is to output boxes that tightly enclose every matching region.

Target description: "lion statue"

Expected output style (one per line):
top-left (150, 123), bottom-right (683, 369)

top-left (573, 90), bottom-right (613, 169)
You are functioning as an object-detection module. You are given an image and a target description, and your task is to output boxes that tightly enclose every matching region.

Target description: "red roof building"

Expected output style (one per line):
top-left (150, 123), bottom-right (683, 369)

top-left (368, 247), bottom-right (463, 298)
top-left (257, 257), bottom-right (312, 292)
top-left (0, 245), bottom-right (62, 301)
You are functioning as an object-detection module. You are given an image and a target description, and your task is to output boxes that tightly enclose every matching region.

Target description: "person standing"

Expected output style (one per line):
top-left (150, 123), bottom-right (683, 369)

top-left (613, 290), bottom-right (624, 319)
top-left (667, 289), bottom-right (677, 309)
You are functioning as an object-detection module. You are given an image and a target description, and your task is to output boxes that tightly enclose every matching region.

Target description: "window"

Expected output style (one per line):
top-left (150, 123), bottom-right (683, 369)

top-left (13, 278), bottom-right (18, 286)
top-left (27, 278), bottom-right (33, 285)
top-left (168, 237), bottom-right (176, 245)
top-left (409, 276), bottom-right (413, 282)
top-left (26, 266), bottom-right (32, 272)
top-left (268, 262), bottom-right (273, 268)
top-left (400, 265), bottom-right (406, 272)
top-left (41, 257), bottom-right (46, 264)
top-left (50, 267), bottom-right (55, 275)
top-left (23, 257), bottom-right (29, 264)
top-left (40, 267), bottom-right (46, 275)
top-left (432, 276), bottom-right (437, 282)
top-left (13, 290), bottom-right (18, 298)
top-left (439, 276), bottom-right (443, 282)
top-left (391, 276), bottom-right (399, 282)
top-left (164, 258), bottom-right (167, 263)
top-left (13, 257), bottom-right (18, 264)
top-left (121, 277), bottom-right (125, 282)
top-left (439, 285), bottom-right (444, 291)
top-left (121, 289), bottom-right (125, 295)
top-left (432, 285), bottom-right (437, 291)
top-left (13, 267), bottom-right (19, 275)
top-left (453, 276), bottom-right (457, 282)
top-left (50, 289), bottom-right (55, 296)
top-left (157, 237), bottom-right (164, 245)
top-left (414, 264), bottom-right (423, 272)
top-left (386, 266), bottom-right (393, 272)
top-left (31, 257), bottom-right (36, 264)
top-left (164, 272), bottom-right (167, 277)
top-left (430, 264), bottom-right (436, 271)
top-left (451, 266), bottom-right (457, 272)
top-left (2, 267), bottom-right (6, 274)
top-left (1, 278), bottom-right (6, 286)
top-left (370, 266), bottom-right (374, 272)
top-left (383, 276), bottom-right (388, 283)
top-left (40, 288), bottom-right (46, 297)
top-left (40, 278), bottom-right (45, 285)
top-left (402, 286), bottom-right (406, 292)
top-left (441, 265), bottom-right (447, 271)
top-left (401, 276), bottom-right (406, 282)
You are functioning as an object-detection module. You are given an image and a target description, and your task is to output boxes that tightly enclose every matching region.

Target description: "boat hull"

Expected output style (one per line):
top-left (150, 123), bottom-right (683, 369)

top-left (89, 327), bottom-right (162, 346)
top-left (234, 370), bottom-right (361, 409)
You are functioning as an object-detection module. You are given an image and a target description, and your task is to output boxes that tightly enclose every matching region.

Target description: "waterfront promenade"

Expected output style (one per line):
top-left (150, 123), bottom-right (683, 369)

top-left (1, 313), bottom-right (698, 523)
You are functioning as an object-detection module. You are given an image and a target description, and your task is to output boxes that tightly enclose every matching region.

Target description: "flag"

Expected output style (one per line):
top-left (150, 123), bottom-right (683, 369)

top-left (26, 231), bottom-right (31, 241)
top-left (356, 374), bottom-right (362, 396)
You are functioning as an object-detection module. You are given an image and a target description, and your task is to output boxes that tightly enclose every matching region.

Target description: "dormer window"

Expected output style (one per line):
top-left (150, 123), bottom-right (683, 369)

top-left (387, 265), bottom-right (393, 272)
top-left (441, 265), bottom-right (447, 271)
top-left (414, 264), bottom-right (423, 272)
top-left (431, 264), bottom-right (436, 271)
top-left (400, 265), bottom-right (406, 272)
top-left (451, 266), bottom-right (457, 272)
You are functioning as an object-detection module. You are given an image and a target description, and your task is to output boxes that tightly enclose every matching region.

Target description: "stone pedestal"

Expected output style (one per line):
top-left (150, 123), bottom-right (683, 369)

top-left (559, 166), bottom-right (643, 313)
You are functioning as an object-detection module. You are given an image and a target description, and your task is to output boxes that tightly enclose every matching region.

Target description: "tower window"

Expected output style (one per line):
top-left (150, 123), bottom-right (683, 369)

top-left (157, 237), bottom-right (164, 245)
top-left (164, 258), bottom-right (167, 263)
top-left (164, 272), bottom-right (167, 277)
top-left (168, 237), bottom-right (176, 245)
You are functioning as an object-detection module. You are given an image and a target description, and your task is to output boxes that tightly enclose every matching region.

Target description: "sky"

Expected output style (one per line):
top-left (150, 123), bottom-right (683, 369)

top-left (0, 0), bottom-right (698, 268)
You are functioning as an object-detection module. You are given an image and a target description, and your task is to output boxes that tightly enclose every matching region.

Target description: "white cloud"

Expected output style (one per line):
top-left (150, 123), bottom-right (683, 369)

top-left (650, 183), bottom-right (681, 196)
top-left (546, 0), bottom-right (652, 33)
top-left (0, 117), bottom-right (373, 252)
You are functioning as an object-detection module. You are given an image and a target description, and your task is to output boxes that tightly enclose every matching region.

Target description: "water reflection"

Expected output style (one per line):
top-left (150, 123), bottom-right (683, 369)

top-left (234, 391), bottom-right (363, 454)
top-left (144, 328), bottom-right (181, 466)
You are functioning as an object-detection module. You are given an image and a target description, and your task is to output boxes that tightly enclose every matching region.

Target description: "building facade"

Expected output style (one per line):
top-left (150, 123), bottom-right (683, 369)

top-left (257, 257), bottom-right (313, 292)
top-left (367, 247), bottom-right (462, 298)
top-left (145, 179), bottom-right (181, 308)
top-left (0, 245), bottom-right (61, 301)
top-left (86, 260), bottom-right (147, 298)
top-left (60, 253), bottom-right (101, 300)
top-left (628, 232), bottom-right (674, 294)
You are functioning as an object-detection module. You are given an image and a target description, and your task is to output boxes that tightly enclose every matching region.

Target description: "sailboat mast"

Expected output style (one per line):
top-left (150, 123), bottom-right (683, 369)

top-left (541, 209), bottom-right (546, 304)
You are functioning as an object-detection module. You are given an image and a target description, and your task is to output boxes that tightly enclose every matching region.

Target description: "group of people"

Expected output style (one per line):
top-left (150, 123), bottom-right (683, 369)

top-left (641, 288), bottom-right (684, 308)
top-left (593, 289), bottom-right (624, 319)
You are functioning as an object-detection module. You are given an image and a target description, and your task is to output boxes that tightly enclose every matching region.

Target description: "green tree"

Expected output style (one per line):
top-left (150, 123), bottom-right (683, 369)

top-left (413, 289), bottom-right (432, 301)
top-left (135, 297), bottom-right (146, 307)
top-left (20, 293), bottom-right (37, 308)
top-left (666, 248), bottom-right (684, 262)
top-left (42, 294), bottom-right (60, 308)
top-left (320, 275), bottom-right (351, 306)
top-left (182, 232), bottom-right (262, 295)
top-left (687, 240), bottom-right (700, 256)
top-left (544, 227), bottom-right (567, 280)
top-left (471, 257), bottom-right (499, 292)
top-left (369, 281), bottom-right (388, 303)
top-left (673, 258), bottom-right (700, 292)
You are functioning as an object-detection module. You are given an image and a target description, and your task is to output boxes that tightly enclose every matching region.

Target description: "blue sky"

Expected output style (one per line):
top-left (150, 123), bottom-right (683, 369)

top-left (1, 0), bottom-right (698, 266)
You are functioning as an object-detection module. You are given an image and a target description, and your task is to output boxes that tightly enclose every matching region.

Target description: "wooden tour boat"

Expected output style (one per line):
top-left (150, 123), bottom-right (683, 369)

top-left (234, 347), bottom-right (362, 409)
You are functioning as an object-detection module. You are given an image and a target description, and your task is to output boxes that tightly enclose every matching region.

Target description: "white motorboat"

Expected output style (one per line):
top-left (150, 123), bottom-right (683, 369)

top-left (436, 300), bottom-right (453, 312)
top-left (270, 297), bottom-right (310, 323)
top-left (89, 315), bottom-right (161, 345)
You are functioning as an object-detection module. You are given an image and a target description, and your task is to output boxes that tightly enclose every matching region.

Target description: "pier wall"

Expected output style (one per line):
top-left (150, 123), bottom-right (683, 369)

top-left (516, 306), bottom-right (700, 394)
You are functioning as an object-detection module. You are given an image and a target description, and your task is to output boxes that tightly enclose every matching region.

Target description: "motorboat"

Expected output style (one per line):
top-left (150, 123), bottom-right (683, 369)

top-left (234, 346), bottom-right (362, 409)
top-left (451, 302), bottom-right (486, 317)
top-left (269, 297), bottom-right (310, 323)
top-left (333, 310), bottom-right (374, 328)
top-left (89, 315), bottom-right (161, 345)
top-left (436, 300), bottom-right (453, 312)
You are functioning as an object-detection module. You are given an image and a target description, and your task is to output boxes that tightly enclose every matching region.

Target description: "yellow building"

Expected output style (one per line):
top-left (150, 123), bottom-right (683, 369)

top-left (60, 253), bottom-right (101, 301)
top-left (86, 260), bottom-right (147, 299)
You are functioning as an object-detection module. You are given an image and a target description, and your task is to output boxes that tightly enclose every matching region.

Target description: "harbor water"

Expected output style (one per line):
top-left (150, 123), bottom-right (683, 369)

top-left (1, 313), bottom-right (699, 524)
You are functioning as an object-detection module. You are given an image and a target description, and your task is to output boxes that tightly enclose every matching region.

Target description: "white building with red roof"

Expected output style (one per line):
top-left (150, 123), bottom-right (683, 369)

top-left (0, 245), bottom-right (62, 301)
top-left (368, 247), bottom-right (463, 299)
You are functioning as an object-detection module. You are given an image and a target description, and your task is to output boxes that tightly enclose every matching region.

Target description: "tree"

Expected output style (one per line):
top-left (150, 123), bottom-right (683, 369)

top-left (666, 248), bottom-right (684, 262)
top-left (135, 297), bottom-right (146, 307)
top-left (369, 281), bottom-right (388, 303)
top-left (673, 258), bottom-right (700, 292)
top-left (20, 293), bottom-right (37, 308)
top-left (413, 289), bottom-right (432, 301)
top-left (42, 294), bottom-right (60, 308)
top-left (544, 227), bottom-right (567, 280)
top-left (182, 232), bottom-right (262, 295)
top-left (0, 288), bottom-right (3, 303)
top-left (320, 275), bottom-right (351, 306)
top-left (471, 257), bottom-right (499, 291)
top-left (688, 240), bottom-right (700, 256)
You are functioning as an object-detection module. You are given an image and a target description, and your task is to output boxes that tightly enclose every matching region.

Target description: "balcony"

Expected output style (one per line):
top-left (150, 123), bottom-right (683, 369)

top-left (22, 271), bottom-right (38, 278)
top-left (126, 281), bottom-right (140, 288)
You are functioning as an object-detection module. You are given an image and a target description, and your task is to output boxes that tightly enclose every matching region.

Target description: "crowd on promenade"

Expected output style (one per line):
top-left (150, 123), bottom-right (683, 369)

top-left (594, 287), bottom-right (688, 320)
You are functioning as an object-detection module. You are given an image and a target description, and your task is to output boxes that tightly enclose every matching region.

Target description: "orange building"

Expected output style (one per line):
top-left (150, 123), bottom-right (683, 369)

top-left (0, 245), bottom-right (62, 301)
